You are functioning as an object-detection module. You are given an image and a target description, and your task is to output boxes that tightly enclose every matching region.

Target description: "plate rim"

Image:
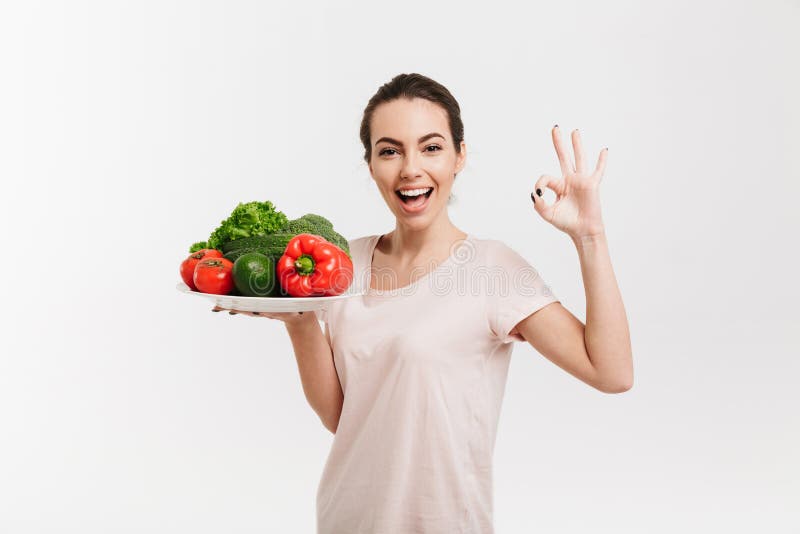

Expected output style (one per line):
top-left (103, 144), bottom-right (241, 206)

top-left (175, 281), bottom-right (364, 301)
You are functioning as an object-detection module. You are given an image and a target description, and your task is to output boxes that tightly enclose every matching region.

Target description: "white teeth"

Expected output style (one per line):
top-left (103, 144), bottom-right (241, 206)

top-left (398, 187), bottom-right (433, 196)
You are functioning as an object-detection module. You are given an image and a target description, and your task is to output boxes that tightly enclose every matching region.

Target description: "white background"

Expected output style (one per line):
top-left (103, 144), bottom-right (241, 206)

top-left (2, 1), bottom-right (798, 532)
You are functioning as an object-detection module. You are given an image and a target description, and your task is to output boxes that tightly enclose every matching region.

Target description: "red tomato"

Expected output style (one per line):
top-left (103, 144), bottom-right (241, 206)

top-left (193, 257), bottom-right (234, 295)
top-left (180, 249), bottom-right (223, 290)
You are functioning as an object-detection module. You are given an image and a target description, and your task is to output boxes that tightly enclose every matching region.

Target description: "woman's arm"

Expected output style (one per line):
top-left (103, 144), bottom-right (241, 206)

top-left (572, 231), bottom-right (632, 388)
top-left (285, 315), bottom-right (343, 433)
top-left (517, 125), bottom-right (632, 392)
top-left (513, 232), bottom-right (632, 393)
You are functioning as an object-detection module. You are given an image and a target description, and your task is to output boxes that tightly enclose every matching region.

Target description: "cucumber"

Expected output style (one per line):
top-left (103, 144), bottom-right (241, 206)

top-left (221, 233), bottom-right (294, 255)
top-left (224, 249), bottom-right (280, 264)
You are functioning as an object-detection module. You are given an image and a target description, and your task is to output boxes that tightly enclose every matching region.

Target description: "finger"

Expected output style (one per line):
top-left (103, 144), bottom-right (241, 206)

top-left (230, 309), bottom-right (263, 317)
top-left (252, 311), bottom-right (305, 323)
top-left (257, 312), bottom-right (287, 320)
top-left (594, 147), bottom-right (608, 180)
top-left (551, 125), bottom-right (575, 176)
top-left (533, 174), bottom-right (566, 199)
top-left (531, 174), bottom-right (563, 221)
top-left (219, 307), bottom-right (246, 316)
top-left (251, 311), bottom-right (303, 320)
top-left (572, 129), bottom-right (585, 175)
top-left (212, 305), bottom-right (225, 313)
top-left (246, 311), bottom-right (287, 319)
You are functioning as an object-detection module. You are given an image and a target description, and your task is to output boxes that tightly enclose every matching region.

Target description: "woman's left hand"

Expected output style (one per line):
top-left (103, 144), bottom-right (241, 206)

top-left (532, 125), bottom-right (608, 240)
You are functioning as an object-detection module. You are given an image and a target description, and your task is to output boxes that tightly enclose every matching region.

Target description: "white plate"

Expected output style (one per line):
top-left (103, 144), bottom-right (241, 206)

top-left (176, 282), bottom-right (365, 312)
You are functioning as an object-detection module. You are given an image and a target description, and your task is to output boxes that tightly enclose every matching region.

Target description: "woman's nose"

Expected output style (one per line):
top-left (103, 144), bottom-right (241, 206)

top-left (400, 150), bottom-right (423, 179)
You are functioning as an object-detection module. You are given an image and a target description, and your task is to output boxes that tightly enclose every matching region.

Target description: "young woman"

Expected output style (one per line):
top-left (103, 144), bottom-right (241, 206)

top-left (216, 73), bottom-right (633, 533)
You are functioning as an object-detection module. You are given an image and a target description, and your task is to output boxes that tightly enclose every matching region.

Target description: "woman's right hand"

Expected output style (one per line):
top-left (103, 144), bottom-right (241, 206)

top-left (211, 305), bottom-right (313, 326)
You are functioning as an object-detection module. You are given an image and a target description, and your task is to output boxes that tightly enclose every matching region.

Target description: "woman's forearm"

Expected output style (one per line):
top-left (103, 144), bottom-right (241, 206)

top-left (572, 231), bottom-right (634, 390)
top-left (285, 315), bottom-right (343, 433)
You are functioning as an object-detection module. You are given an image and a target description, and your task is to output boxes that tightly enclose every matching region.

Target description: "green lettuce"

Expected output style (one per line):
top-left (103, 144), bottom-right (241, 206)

top-left (206, 201), bottom-right (289, 250)
top-left (189, 241), bottom-right (208, 253)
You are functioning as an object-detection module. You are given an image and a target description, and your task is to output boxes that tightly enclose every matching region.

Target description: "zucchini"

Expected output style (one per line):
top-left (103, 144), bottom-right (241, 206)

top-left (224, 249), bottom-right (281, 264)
top-left (221, 233), bottom-right (294, 255)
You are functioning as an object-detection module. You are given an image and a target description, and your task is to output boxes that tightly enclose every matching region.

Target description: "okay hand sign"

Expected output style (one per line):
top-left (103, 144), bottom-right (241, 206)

top-left (532, 126), bottom-right (608, 240)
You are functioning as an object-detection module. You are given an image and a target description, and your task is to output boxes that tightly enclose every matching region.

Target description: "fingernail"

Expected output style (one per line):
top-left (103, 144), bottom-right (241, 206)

top-left (229, 311), bottom-right (237, 315)
top-left (530, 191), bottom-right (536, 204)
top-left (211, 308), bottom-right (220, 312)
top-left (299, 312), bottom-right (304, 315)
top-left (253, 311), bottom-right (260, 315)
top-left (536, 188), bottom-right (542, 197)
top-left (553, 124), bottom-right (558, 129)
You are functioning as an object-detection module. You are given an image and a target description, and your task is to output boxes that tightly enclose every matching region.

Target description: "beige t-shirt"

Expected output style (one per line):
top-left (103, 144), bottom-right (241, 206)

top-left (313, 233), bottom-right (559, 534)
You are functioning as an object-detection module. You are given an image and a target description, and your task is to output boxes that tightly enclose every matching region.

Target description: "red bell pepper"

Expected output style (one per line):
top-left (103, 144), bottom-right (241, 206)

top-left (276, 233), bottom-right (354, 297)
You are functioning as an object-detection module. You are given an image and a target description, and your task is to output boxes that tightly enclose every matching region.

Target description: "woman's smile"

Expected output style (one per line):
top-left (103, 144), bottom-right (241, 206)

top-left (396, 186), bottom-right (434, 213)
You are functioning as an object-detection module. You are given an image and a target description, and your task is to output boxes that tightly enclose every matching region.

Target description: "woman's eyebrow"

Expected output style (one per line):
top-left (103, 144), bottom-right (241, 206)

top-left (374, 132), bottom-right (445, 147)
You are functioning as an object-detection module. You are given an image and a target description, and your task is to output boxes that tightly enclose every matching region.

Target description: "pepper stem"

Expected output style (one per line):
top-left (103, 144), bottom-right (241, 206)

top-left (294, 254), bottom-right (315, 276)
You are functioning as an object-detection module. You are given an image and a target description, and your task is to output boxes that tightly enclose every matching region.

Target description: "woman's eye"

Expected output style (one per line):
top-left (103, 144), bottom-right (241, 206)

top-left (379, 145), bottom-right (440, 156)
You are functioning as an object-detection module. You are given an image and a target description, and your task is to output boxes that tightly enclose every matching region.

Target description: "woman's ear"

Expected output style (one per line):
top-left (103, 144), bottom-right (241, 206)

top-left (455, 141), bottom-right (467, 174)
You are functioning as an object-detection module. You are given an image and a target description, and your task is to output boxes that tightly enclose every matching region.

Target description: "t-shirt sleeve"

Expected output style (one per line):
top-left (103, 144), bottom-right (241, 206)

top-left (487, 240), bottom-right (559, 344)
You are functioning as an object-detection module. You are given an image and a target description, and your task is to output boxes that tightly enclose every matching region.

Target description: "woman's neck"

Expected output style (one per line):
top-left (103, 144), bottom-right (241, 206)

top-left (382, 219), bottom-right (467, 263)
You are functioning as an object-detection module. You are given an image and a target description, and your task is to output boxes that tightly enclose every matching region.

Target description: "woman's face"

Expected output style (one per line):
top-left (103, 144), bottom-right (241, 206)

top-left (368, 97), bottom-right (466, 227)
